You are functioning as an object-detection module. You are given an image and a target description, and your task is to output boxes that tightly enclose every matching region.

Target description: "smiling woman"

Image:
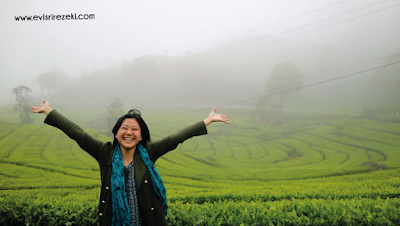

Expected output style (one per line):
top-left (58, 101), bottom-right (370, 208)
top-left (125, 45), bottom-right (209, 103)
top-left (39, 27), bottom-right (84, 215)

top-left (113, 116), bottom-right (144, 167)
top-left (31, 100), bottom-right (229, 226)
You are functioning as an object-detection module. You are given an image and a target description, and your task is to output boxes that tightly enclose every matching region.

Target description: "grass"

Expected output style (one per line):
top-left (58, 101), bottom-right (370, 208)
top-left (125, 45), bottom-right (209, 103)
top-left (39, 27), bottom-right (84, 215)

top-left (1, 106), bottom-right (400, 225)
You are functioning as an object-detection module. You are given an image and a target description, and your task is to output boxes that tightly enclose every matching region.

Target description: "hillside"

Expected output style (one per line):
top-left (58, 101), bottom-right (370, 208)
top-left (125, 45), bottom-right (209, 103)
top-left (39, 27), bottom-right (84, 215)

top-left (42, 34), bottom-right (399, 111)
top-left (1, 108), bottom-right (400, 225)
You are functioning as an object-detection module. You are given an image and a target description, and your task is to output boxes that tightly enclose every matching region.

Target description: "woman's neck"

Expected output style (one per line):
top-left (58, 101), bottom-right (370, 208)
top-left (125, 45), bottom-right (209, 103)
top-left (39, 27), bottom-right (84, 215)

top-left (121, 146), bottom-right (136, 167)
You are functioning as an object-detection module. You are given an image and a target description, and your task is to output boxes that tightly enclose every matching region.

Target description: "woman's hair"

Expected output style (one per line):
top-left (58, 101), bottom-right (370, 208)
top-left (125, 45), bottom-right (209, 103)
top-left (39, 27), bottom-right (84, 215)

top-left (112, 109), bottom-right (151, 148)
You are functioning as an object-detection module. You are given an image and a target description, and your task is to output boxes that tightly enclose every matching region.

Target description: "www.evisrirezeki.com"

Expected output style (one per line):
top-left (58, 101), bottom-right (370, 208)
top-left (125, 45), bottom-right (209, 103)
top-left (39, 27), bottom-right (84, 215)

top-left (14, 13), bottom-right (95, 21)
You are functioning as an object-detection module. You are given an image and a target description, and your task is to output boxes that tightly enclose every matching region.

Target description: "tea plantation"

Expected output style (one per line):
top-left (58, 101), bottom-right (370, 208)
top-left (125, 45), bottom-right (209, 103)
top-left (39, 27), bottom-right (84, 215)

top-left (0, 108), bottom-right (399, 225)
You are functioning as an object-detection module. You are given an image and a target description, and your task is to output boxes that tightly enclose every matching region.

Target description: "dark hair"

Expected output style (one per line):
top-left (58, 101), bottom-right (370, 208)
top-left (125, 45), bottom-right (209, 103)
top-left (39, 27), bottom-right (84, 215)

top-left (112, 109), bottom-right (151, 148)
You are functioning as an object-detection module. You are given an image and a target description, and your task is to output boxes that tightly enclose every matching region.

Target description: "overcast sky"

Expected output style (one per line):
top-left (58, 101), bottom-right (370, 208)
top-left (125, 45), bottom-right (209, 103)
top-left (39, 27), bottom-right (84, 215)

top-left (1, 0), bottom-right (399, 106)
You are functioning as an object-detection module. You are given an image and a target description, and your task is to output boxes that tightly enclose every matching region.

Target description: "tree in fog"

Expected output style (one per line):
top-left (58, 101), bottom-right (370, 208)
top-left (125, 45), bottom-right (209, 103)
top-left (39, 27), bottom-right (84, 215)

top-left (265, 61), bottom-right (303, 112)
top-left (106, 97), bottom-right (124, 132)
top-left (34, 71), bottom-right (60, 100)
top-left (12, 85), bottom-right (33, 124)
top-left (371, 50), bottom-right (400, 90)
top-left (256, 96), bottom-right (271, 120)
top-left (80, 69), bottom-right (88, 78)
top-left (51, 65), bottom-right (71, 84)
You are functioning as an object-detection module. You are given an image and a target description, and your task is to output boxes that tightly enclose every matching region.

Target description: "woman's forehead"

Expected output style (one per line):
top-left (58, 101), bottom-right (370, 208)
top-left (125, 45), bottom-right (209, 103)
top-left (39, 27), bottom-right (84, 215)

top-left (121, 118), bottom-right (140, 126)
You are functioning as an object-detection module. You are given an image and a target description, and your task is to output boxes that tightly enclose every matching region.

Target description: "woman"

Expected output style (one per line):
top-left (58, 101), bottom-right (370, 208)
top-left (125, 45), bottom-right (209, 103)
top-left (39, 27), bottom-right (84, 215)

top-left (31, 100), bottom-right (229, 226)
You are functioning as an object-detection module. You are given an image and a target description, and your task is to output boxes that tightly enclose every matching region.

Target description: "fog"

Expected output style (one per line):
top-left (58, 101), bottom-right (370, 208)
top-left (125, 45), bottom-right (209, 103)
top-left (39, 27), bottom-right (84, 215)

top-left (1, 0), bottom-right (399, 111)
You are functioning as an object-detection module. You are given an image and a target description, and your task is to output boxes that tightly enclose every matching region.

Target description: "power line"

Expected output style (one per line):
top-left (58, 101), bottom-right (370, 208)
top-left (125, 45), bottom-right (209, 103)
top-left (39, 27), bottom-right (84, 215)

top-left (139, 2), bottom-right (400, 105)
top-left (190, 1), bottom-right (347, 52)
top-left (221, 61), bottom-right (400, 106)
top-left (61, 1), bottom-right (398, 93)
top-left (150, 0), bottom-right (396, 75)
top-left (145, 53), bottom-right (400, 103)
top-left (126, 0), bottom-right (398, 86)
top-left (55, 2), bottom-right (400, 101)
top-left (153, 60), bottom-right (400, 118)
top-left (128, 1), bottom-right (348, 71)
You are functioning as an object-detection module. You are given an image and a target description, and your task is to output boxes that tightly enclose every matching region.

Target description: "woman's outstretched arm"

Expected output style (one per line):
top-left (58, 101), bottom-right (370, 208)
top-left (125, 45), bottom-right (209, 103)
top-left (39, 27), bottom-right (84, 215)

top-left (149, 108), bottom-right (229, 161)
top-left (31, 100), bottom-right (105, 162)
top-left (31, 100), bottom-right (53, 115)
top-left (203, 108), bottom-right (229, 126)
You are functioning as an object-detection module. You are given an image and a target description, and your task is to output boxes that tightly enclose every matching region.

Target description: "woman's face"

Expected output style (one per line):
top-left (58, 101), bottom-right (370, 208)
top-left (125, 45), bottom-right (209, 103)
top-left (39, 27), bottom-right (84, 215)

top-left (115, 118), bottom-right (142, 150)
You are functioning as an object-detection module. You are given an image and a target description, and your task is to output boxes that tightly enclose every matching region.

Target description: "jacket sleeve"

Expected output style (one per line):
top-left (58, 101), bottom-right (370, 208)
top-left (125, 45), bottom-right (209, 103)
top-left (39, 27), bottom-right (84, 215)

top-left (44, 110), bottom-right (105, 162)
top-left (147, 121), bottom-right (208, 162)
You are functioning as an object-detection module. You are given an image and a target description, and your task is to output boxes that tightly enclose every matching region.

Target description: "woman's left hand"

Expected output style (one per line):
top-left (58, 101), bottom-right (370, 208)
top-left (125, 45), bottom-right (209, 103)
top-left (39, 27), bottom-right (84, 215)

top-left (203, 108), bottom-right (229, 126)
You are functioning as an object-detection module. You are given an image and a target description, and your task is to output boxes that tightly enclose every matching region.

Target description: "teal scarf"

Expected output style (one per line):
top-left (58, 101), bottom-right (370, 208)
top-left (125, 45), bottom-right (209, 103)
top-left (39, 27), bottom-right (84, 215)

top-left (110, 144), bottom-right (168, 225)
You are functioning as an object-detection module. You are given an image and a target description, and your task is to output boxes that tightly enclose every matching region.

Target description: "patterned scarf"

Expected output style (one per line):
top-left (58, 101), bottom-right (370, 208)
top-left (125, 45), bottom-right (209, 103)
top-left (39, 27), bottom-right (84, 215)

top-left (110, 144), bottom-right (168, 225)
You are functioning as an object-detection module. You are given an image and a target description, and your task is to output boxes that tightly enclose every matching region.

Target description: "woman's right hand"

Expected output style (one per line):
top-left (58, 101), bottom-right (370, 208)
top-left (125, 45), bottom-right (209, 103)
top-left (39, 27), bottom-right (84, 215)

top-left (31, 100), bottom-right (53, 115)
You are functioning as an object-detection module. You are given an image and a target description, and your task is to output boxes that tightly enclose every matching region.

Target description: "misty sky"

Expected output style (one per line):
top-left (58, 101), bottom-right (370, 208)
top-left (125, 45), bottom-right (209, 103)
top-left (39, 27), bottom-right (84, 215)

top-left (1, 0), bottom-right (399, 106)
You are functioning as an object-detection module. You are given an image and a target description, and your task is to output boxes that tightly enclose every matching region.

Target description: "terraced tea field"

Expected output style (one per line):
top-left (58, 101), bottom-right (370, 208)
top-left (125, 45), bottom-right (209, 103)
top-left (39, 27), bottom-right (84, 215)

top-left (1, 109), bottom-right (399, 225)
